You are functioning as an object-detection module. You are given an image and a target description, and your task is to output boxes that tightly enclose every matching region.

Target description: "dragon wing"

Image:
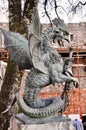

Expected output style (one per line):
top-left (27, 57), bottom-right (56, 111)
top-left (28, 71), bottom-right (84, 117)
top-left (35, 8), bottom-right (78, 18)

top-left (28, 8), bottom-right (48, 74)
top-left (1, 8), bottom-right (49, 74)
top-left (1, 29), bottom-right (32, 70)
top-left (29, 35), bottom-right (48, 74)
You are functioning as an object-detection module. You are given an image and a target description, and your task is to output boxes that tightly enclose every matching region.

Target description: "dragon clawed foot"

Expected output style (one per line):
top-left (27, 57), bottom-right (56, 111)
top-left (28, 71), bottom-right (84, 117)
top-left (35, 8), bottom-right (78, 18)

top-left (70, 77), bottom-right (78, 88)
top-left (73, 80), bottom-right (78, 88)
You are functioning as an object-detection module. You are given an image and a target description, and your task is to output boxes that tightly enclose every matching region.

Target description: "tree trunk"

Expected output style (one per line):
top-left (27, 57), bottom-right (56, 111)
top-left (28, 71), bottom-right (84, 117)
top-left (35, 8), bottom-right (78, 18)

top-left (0, 1), bottom-right (22, 130)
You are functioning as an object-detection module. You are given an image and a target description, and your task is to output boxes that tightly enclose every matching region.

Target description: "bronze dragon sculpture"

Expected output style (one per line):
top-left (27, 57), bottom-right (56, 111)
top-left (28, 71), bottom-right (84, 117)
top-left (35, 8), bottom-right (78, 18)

top-left (1, 8), bottom-right (78, 118)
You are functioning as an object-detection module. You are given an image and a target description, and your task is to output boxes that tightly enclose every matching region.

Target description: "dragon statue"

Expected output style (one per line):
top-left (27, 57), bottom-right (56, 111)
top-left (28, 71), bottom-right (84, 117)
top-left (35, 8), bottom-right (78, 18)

top-left (1, 8), bottom-right (78, 119)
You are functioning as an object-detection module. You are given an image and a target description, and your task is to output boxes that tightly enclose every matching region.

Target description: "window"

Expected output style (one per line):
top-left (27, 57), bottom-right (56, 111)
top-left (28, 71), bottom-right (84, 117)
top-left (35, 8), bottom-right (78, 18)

top-left (70, 33), bottom-right (74, 42)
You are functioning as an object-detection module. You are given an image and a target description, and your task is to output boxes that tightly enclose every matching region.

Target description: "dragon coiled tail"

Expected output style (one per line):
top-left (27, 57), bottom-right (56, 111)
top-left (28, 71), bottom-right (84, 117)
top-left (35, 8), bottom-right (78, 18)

top-left (16, 69), bottom-right (70, 118)
top-left (16, 92), bottom-right (65, 118)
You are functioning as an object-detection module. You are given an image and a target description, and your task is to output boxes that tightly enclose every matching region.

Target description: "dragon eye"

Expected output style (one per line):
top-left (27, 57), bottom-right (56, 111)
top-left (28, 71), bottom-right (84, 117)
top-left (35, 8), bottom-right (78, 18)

top-left (54, 31), bottom-right (59, 33)
top-left (65, 31), bottom-right (69, 36)
top-left (63, 32), bottom-right (66, 36)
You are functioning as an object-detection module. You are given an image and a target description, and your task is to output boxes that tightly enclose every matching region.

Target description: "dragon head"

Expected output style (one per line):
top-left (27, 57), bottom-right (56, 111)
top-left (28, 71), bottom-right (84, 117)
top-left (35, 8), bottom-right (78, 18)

top-left (52, 18), bottom-right (69, 46)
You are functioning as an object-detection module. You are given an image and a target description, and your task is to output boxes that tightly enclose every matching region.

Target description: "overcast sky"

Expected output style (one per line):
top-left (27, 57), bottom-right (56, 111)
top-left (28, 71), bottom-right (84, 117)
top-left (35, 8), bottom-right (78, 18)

top-left (0, 0), bottom-right (86, 23)
top-left (38, 0), bottom-right (86, 23)
top-left (0, 0), bottom-right (8, 22)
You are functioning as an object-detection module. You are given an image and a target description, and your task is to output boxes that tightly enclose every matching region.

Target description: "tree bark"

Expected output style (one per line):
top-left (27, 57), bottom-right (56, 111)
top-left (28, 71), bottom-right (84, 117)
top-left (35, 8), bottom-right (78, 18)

top-left (0, 1), bottom-right (22, 130)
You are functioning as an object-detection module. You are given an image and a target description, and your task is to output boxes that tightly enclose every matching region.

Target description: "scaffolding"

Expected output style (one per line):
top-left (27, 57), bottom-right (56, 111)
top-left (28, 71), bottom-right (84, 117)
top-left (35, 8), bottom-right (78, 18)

top-left (0, 48), bottom-right (9, 62)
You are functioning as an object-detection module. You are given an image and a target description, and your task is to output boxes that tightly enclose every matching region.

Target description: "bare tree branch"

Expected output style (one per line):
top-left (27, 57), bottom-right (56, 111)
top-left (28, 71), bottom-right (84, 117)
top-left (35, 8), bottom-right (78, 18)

top-left (70, 1), bottom-right (86, 13)
top-left (54, 0), bottom-right (58, 17)
top-left (44, 0), bottom-right (52, 26)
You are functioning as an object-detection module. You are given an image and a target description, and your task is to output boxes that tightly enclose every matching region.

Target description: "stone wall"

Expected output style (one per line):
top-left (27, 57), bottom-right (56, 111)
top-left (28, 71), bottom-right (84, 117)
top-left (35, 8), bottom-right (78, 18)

top-left (68, 22), bottom-right (86, 46)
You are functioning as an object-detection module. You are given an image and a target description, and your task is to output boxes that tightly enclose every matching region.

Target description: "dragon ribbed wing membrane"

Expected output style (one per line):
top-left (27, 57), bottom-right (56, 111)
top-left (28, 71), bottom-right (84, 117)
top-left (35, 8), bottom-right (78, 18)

top-left (1, 29), bottom-right (31, 70)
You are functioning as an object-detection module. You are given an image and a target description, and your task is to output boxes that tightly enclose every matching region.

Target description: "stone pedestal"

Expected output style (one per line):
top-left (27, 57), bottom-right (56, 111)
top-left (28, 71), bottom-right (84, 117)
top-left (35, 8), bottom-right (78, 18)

top-left (8, 114), bottom-right (75, 130)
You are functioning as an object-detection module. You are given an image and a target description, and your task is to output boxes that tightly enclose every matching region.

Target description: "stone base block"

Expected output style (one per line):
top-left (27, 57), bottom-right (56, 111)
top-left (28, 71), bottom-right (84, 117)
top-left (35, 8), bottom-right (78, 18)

top-left (8, 114), bottom-right (75, 130)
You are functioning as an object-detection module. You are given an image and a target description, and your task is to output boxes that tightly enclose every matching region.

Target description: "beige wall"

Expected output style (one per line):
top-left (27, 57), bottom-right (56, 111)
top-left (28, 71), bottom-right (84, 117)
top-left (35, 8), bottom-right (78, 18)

top-left (68, 22), bottom-right (86, 47)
